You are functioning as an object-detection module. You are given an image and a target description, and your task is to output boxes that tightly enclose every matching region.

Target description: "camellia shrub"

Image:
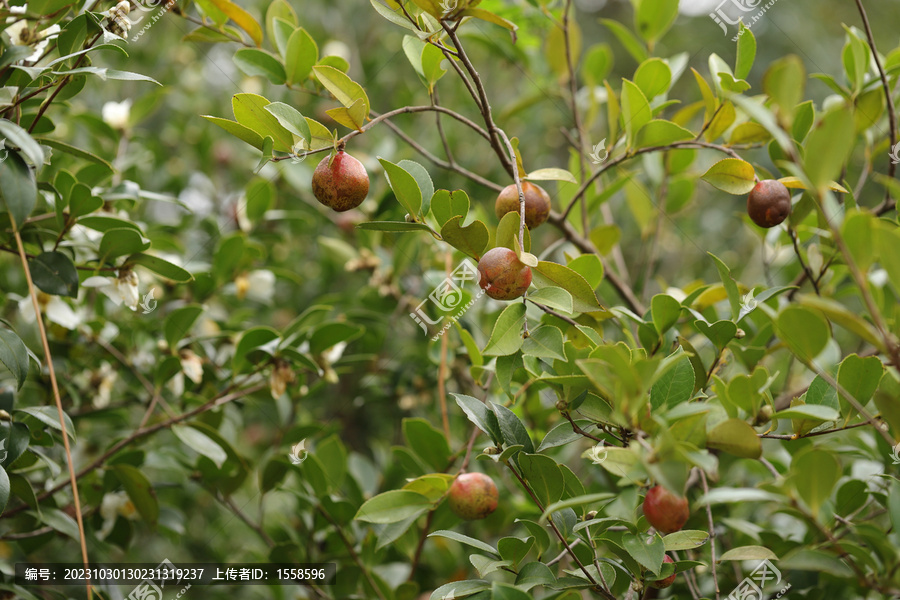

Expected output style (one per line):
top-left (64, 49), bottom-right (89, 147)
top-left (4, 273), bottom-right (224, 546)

top-left (1, 0), bottom-right (899, 599)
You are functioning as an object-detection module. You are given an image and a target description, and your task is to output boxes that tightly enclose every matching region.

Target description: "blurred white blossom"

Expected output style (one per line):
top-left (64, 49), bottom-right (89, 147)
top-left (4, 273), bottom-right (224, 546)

top-left (83, 270), bottom-right (140, 311)
top-left (4, 7), bottom-right (61, 62)
top-left (15, 292), bottom-right (81, 329)
top-left (101, 99), bottom-right (132, 130)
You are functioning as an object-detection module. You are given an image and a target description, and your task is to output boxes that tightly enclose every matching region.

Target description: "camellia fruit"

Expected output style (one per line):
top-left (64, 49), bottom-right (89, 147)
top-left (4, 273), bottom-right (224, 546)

top-left (477, 247), bottom-right (532, 301)
top-left (747, 179), bottom-right (791, 228)
top-left (447, 472), bottom-right (499, 520)
top-left (642, 485), bottom-right (689, 534)
top-left (311, 150), bottom-right (369, 212)
top-left (495, 181), bottom-right (551, 229)
top-left (651, 555), bottom-right (677, 589)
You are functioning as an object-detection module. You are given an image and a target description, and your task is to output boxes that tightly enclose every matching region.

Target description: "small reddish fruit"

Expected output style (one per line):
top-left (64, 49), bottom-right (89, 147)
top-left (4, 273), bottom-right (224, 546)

top-left (312, 151), bottom-right (369, 212)
top-left (495, 181), bottom-right (551, 229)
top-left (447, 472), bottom-right (499, 520)
top-left (652, 555), bottom-right (677, 589)
top-left (477, 247), bottom-right (532, 301)
top-left (747, 179), bottom-right (791, 228)
top-left (642, 485), bottom-right (689, 534)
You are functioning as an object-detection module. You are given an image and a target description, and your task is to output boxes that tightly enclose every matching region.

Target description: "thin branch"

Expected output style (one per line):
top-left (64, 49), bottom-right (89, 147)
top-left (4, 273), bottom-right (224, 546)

top-left (758, 419), bottom-right (878, 440)
top-left (787, 227), bottom-right (820, 295)
top-left (699, 470), bottom-right (720, 600)
top-left (528, 299), bottom-right (579, 327)
top-left (318, 505), bottom-right (388, 600)
top-left (12, 225), bottom-right (92, 599)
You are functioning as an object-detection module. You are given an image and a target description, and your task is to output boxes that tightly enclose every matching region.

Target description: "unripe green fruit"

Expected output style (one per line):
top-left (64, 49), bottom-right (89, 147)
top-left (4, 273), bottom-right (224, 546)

top-left (651, 555), bottom-right (676, 589)
top-left (477, 247), bottom-right (532, 301)
top-left (747, 179), bottom-right (791, 228)
top-left (495, 181), bottom-right (551, 229)
top-left (447, 472), bottom-right (499, 520)
top-left (312, 151), bottom-right (369, 212)
top-left (642, 485), bottom-right (690, 534)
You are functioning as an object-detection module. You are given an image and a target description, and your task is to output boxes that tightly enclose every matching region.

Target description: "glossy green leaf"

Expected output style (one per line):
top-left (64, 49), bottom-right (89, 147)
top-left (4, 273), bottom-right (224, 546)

top-left (285, 27), bottom-right (317, 84)
top-left (29, 252), bottom-right (78, 298)
top-left (355, 490), bottom-right (432, 523)
top-left (701, 158), bottom-right (756, 195)
top-left (0, 152), bottom-right (37, 228)
top-left (706, 418), bottom-right (761, 458)
top-left (111, 464), bottom-right (158, 526)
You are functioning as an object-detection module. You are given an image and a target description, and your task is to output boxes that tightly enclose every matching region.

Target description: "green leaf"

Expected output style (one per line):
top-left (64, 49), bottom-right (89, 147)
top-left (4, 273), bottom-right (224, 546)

top-left (709, 252), bottom-right (741, 320)
top-left (453, 393), bottom-right (503, 446)
top-left (771, 405), bottom-right (839, 422)
top-left (662, 530), bottom-right (709, 551)
top-left (356, 221), bottom-right (433, 232)
top-left (285, 27), bottom-right (318, 84)
top-left (837, 353), bottom-right (884, 415)
top-left (429, 580), bottom-right (490, 600)
top-left (172, 424), bottom-right (227, 468)
top-left (110, 464), bottom-right (158, 526)
top-left (527, 287), bottom-right (573, 313)
top-left (796, 295), bottom-right (883, 352)
top-left (491, 402), bottom-right (535, 453)
top-left (355, 490), bottom-right (432, 523)
top-left (0, 119), bottom-right (45, 173)
top-left (0, 151), bottom-right (37, 228)
top-left (232, 93), bottom-right (294, 152)
top-left (263, 102), bottom-right (311, 142)
top-left (650, 357), bottom-right (694, 408)
top-left (379, 158), bottom-right (422, 217)
top-left (694, 319), bottom-right (738, 350)
top-left (622, 532), bottom-right (665, 574)
top-left (99, 228), bottom-right (151, 260)
top-left (482, 303), bottom-right (527, 356)
top-left (621, 79), bottom-right (652, 148)
top-left (491, 582), bottom-right (531, 600)
top-left (734, 23), bottom-right (756, 80)
top-left (804, 107), bottom-right (855, 190)
top-left (701, 158), bottom-right (757, 195)
top-left (403, 418), bottom-right (451, 471)
top-left (233, 48), bottom-right (286, 84)
top-left (398, 160), bottom-right (434, 214)
top-left (532, 261), bottom-right (602, 313)
top-left (600, 19), bottom-right (648, 63)
top-left (775, 306), bottom-right (831, 362)
top-left (17, 406), bottom-right (75, 441)
top-left (460, 8), bottom-right (518, 33)
top-left (34, 138), bottom-right (112, 171)
top-left (522, 326), bottom-right (566, 361)
top-left (202, 115), bottom-right (265, 150)
top-left (314, 65), bottom-right (370, 117)
top-left (130, 253), bottom-right (193, 283)
top-left (539, 492), bottom-right (616, 522)
top-left (515, 562), bottom-right (557, 590)
top-left (651, 294), bottom-right (682, 334)
top-left (431, 189), bottom-right (469, 228)
top-left (29, 252), bottom-right (78, 298)
top-left (0, 466), bottom-right (12, 515)
top-left (634, 58), bottom-right (672, 100)
top-left (791, 448), bottom-right (840, 516)
top-left (164, 305), bottom-right (204, 350)
top-left (0, 330), bottom-right (28, 390)
top-left (518, 453), bottom-right (563, 506)
top-left (441, 215), bottom-right (489, 260)
top-left (719, 546), bottom-right (778, 561)
top-left (232, 326), bottom-right (280, 373)
top-left (429, 530), bottom-right (499, 556)
top-left (526, 168), bottom-right (576, 183)
top-left (763, 55), bottom-right (805, 121)
top-left (636, 120), bottom-right (693, 148)
top-left (706, 418), bottom-right (761, 458)
top-left (309, 321), bottom-right (364, 354)
top-left (635, 0), bottom-right (678, 43)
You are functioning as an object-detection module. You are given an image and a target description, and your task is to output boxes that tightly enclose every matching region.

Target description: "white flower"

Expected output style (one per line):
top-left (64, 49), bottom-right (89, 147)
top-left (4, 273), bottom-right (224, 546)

top-left (15, 292), bottom-right (82, 330)
top-left (322, 341), bottom-right (347, 366)
top-left (321, 40), bottom-right (352, 63)
top-left (245, 270), bottom-right (276, 303)
top-left (4, 6), bottom-right (61, 63)
top-left (83, 270), bottom-right (140, 311)
top-left (180, 350), bottom-right (204, 384)
top-left (101, 99), bottom-right (132, 130)
top-left (98, 491), bottom-right (137, 539)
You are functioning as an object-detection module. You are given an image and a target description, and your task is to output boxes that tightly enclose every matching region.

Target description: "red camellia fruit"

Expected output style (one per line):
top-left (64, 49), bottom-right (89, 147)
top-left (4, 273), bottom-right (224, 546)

top-left (311, 151), bottom-right (369, 212)
top-left (447, 472), bottom-right (499, 520)
top-left (642, 485), bottom-right (690, 534)
top-left (747, 179), bottom-right (791, 228)
top-left (652, 555), bottom-right (677, 589)
top-left (495, 181), bottom-right (552, 229)
top-left (477, 247), bottom-right (532, 301)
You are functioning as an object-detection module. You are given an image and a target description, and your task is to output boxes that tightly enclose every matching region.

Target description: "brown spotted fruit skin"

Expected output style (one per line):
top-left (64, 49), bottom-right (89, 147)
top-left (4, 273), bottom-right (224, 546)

top-left (747, 179), bottom-right (791, 228)
top-left (477, 247), bottom-right (532, 301)
top-left (642, 485), bottom-right (690, 534)
top-left (652, 555), bottom-right (677, 589)
top-left (495, 181), bottom-right (551, 229)
top-left (447, 472), bottom-right (499, 520)
top-left (311, 151), bottom-right (369, 212)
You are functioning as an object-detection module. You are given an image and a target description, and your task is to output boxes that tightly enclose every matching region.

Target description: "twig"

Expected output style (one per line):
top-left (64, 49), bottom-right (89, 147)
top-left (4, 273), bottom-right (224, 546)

top-left (528, 299), bottom-right (579, 327)
top-left (787, 227), bottom-right (820, 295)
top-left (699, 470), bottom-right (720, 599)
top-left (318, 506), bottom-right (388, 600)
top-left (758, 419), bottom-right (878, 440)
